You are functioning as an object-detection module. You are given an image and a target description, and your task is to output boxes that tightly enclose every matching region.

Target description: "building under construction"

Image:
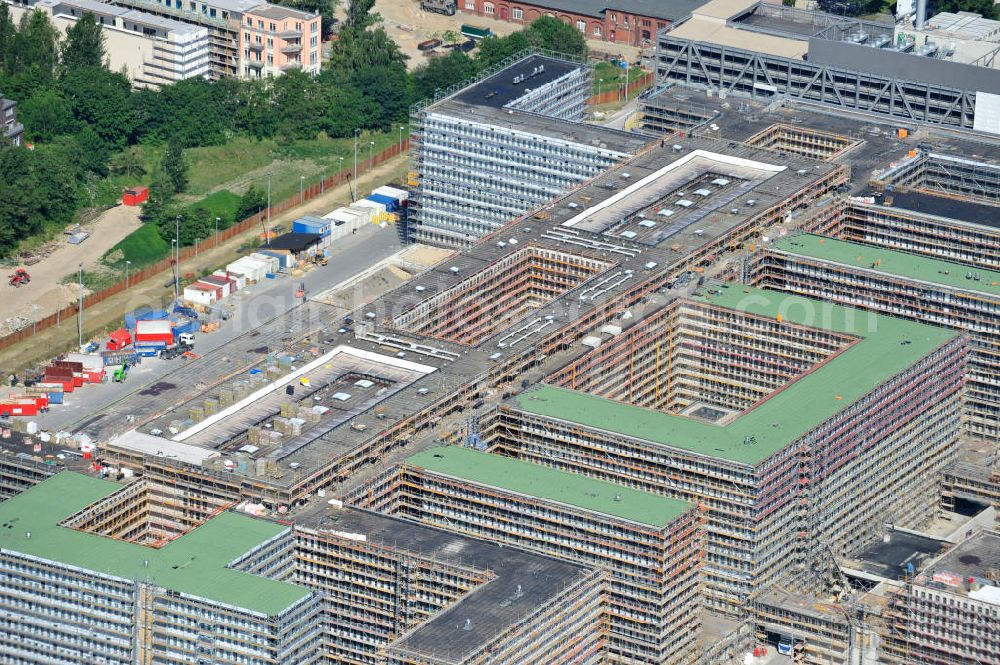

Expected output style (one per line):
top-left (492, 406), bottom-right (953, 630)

top-left (0, 472), bottom-right (325, 665)
top-left (487, 287), bottom-right (965, 615)
top-left (293, 500), bottom-right (605, 665)
top-left (406, 52), bottom-right (651, 246)
top-left (350, 446), bottom-right (703, 665)
top-left (752, 233), bottom-right (1000, 438)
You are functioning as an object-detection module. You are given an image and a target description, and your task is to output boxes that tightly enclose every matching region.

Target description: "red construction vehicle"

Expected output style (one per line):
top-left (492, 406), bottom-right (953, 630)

top-left (8, 268), bottom-right (30, 287)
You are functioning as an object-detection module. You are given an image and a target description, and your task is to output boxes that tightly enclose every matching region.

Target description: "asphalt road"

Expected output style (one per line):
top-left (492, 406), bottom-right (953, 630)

top-left (32, 224), bottom-right (403, 433)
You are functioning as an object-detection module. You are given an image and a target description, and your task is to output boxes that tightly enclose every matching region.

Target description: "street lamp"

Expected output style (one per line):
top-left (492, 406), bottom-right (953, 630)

top-left (171, 239), bottom-right (178, 302)
top-left (77, 262), bottom-right (83, 348)
top-left (300, 175), bottom-right (305, 203)
top-left (174, 214), bottom-right (182, 303)
top-left (125, 260), bottom-right (131, 289)
top-left (353, 128), bottom-right (360, 188)
top-left (369, 140), bottom-right (374, 170)
top-left (215, 217), bottom-right (221, 247)
top-left (266, 171), bottom-right (272, 241)
top-left (398, 125), bottom-right (405, 153)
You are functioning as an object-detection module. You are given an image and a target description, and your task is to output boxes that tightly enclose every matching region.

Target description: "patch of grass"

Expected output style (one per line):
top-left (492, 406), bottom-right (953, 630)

top-left (593, 63), bottom-right (647, 94)
top-left (183, 131), bottom-right (401, 202)
top-left (185, 189), bottom-right (241, 222)
top-left (103, 222), bottom-right (171, 269)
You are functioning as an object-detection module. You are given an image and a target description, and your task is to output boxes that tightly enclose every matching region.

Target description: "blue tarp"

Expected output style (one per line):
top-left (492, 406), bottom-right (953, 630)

top-left (367, 193), bottom-right (398, 212)
top-left (125, 307), bottom-right (169, 329)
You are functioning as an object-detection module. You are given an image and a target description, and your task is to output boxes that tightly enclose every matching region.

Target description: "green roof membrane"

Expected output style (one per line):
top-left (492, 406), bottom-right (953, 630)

top-left (514, 286), bottom-right (958, 466)
top-left (407, 446), bottom-right (692, 528)
top-left (0, 473), bottom-right (310, 616)
top-left (772, 233), bottom-right (1000, 295)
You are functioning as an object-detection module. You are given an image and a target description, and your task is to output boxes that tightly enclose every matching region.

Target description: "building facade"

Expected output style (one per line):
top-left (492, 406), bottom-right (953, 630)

top-left (456, 0), bottom-right (697, 46)
top-left (408, 53), bottom-right (651, 247)
top-left (240, 3), bottom-right (320, 78)
top-left (355, 446), bottom-right (703, 664)
top-left (488, 289), bottom-right (966, 615)
top-left (754, 233), bottom-right (1000, 438)
top-left (0, 472), bottom-right (325, 664)
top-left (7, 0), bottom-right (210, 89)
top-left (1, 93), bottom-right (22, 146)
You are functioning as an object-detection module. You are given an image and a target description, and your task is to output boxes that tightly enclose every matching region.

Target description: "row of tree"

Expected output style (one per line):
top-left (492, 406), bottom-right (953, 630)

top-left (0, 0), bottom-right (589, 258)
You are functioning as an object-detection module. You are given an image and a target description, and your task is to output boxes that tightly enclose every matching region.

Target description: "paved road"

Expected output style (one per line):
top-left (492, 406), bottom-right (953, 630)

top-left (33, 225), bottom-right (403, 433)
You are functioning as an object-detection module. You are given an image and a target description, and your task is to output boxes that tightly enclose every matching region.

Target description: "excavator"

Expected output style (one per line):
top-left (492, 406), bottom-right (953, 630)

top-left (8, 268), bottom-right (30, 287)
top-left (112, 362), bottom-right (129, 383)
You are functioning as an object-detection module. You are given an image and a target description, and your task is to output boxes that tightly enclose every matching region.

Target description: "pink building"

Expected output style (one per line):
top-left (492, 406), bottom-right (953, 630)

top-left (241, 4), bottom-right (320, 78)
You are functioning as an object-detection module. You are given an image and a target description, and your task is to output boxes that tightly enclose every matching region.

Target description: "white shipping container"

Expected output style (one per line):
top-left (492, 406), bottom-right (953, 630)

top-left (372, 185), bottom-right (408, 202)
top-left (249, 253), bottom-right (280, 274)
top-left (183, 283), bottom-right (218, 306)
top-left (345, 205), bottom-right (375, 224)
top-left (214, 270), bottom-right (245, 291)
top-left (351, 199), bottom-right (386, 214)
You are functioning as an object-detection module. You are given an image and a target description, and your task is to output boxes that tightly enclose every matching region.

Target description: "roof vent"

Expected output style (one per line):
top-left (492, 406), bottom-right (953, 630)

top-left (463, 619), bottom-right (473, 631)
top-left (613, 494), bottom-right (622, 502)
top-left (450, 266), bottom-right (460, 273)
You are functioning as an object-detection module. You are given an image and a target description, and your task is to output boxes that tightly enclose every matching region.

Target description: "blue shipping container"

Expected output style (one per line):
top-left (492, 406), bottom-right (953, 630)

top-left (292, 216), bottom-right (331, 237)
top-left (367, 193), bottom-right (398, 212)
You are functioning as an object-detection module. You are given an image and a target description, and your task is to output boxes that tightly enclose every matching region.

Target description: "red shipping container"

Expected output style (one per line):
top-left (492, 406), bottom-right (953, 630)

top-left (107, 328), bottom-right (132, 351)
top-left (135, 319), bottom-right (174, 344)
top-left (122, 186), bottom-right (149, 206)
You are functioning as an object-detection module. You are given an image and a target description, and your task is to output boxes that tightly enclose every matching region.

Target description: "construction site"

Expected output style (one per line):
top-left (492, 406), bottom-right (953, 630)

top-left (349, 446), bottom-right (704, 665)
top-left (4, 47), bottom-right (1000, 663)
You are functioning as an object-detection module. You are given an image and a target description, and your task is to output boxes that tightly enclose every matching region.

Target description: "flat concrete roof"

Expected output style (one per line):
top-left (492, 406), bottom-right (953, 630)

top-left (406, 445), bottom-right (692, 528)
top-left (293, 503), bottom-right (594, 663)
top-left (667, 16), bottom-right (809, 58)
top-left (512, 286), bottom-right (957, 465)
top-left (0, 472), bottom-right (311, 616)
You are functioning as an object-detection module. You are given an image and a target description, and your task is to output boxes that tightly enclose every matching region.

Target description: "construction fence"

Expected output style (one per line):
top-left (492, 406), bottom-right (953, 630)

top-left (586, 71), bottom-right (654, 105)
top-left (0, 139), bottom-right (411, 352)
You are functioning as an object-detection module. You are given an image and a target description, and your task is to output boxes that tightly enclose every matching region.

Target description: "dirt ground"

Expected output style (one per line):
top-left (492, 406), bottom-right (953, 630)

top-left (0, 155), bottom-right (411, 374)
top-left (371, 0), bottom-right (641, 69)
top-left (0, 206), bottom-right (142, 332)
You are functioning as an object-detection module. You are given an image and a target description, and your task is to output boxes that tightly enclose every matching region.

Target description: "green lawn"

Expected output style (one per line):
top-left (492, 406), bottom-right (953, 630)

top-left (185, 189), bottom-right (241, 221)
top-left (103, 222), bottom-right (170, 269)
top-left (593, 62), bottom-right (648, 95)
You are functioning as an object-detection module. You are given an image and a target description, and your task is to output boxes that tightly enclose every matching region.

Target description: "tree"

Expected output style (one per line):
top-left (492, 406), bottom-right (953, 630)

top-left (74, 124), bottom-right (110, 176)
top-left (475, 30), bottom-right (532, 71)
top-left (10, 10), bottom-right (59, 76)
top-left (162, 140), bottom-right (188, 193)
top-left (18, 89), bottom-right (74, 141)
top-left (527, 16), bottom-right (587, 59)
top-left (0, 4), bottom-right (15, 72)
top-left (236, 184), bottom-right (266, 223)
top-left (109, 146), bottom-right (146, 179)
top-left (344, 0), bottom-right (378, 31)
top-left (60, 66), bottom-right (137, 150)
top-left (276, 0), bottom-right (340, 37)
top-left (409, 50), bottom-right (476, 105)
top-left (61, 12), bottom-right (105, 70)
top-left (816, 0), bottom-right (881, 15)
top-left (933, 0), bottom-right (997, 18)
top-left (141, 178), bottom-right (174, 225)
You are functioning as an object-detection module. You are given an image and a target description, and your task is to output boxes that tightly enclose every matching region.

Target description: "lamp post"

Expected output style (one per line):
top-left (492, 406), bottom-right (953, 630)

top-left (77, 262), bottom-right (83, 348)
top-left (174, 214), bottom-right (181, 303)
top-left (171, 239), bottom-right (178, 302)
top-left (215, 217), bottom-right (221, 247)
top-left (266, 171), bottom-right (272, 241)
top-left (353, 129), bottom-right (360, 185)
top-left (300, 175), bottom-right (305, 203)
top-left (398, 125), bottom-right (405, 153)
top-left (125, 260), bottom-right (131, 290)
top-left (368, 141), bottom-right (375, 171)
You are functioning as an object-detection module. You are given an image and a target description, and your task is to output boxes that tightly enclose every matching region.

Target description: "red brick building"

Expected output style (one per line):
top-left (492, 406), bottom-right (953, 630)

top-left (459, 0), bottom-right (704, 46)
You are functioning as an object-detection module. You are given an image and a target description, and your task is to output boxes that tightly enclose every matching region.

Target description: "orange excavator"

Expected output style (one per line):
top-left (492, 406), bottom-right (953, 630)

top-left (8, 268), bottom-right (30, 287)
